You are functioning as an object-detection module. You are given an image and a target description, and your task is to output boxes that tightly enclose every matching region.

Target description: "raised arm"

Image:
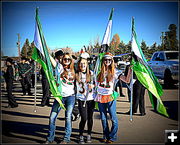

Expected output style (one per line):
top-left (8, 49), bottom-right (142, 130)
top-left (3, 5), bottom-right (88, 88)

top-left (119, 66), bottom-right (132, 84)
top-left (49, 54), bottom-right (57, 68)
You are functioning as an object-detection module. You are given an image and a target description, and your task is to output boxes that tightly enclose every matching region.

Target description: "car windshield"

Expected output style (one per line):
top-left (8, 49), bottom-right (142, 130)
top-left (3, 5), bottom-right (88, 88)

top-left (165, 52), bottom-right (179, 60)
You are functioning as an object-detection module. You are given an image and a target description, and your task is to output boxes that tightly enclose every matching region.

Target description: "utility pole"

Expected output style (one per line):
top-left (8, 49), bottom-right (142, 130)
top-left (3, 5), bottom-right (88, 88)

top-left (17, 33), bottom-right (21, 60)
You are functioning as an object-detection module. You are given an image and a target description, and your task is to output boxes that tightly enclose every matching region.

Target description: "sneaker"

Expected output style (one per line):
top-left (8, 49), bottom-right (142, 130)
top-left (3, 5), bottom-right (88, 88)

top-left (79, 136), bottom-right (85, 144)
top-left (106, 140), bottom-right (113, 144)
top-left (100, 139), bottom-right (107, 143)
top-left (60, 140), bottom-right (68, 144)
top-left (140, 112), bottom-right (146, 116)
top-left (86, 134), bottom-right (92, 143)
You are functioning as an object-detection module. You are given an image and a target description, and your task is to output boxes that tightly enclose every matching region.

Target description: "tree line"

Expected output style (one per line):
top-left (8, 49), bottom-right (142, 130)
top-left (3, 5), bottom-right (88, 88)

top-left (19, 23), bottom-right (178, 60)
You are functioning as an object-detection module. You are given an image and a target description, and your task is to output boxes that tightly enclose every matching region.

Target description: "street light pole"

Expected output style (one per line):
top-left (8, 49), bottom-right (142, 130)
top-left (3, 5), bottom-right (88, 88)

top-left (17, 33), bottom-right (21, 60)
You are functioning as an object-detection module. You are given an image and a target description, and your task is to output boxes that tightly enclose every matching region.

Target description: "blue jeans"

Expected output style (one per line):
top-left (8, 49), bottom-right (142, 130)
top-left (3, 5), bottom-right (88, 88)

top-left (47, 95), bottom-right (75, 142)
top-left (98, 100), bottom-right (118, 142)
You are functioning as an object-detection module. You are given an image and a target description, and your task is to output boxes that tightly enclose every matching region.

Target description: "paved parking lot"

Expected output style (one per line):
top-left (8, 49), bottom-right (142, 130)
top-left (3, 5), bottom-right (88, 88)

top-left (1, 81), bottom-right (179, 144)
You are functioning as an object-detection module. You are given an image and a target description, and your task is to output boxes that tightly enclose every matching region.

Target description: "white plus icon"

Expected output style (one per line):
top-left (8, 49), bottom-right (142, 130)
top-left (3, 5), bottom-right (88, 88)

top-left (168, 133), bottom-right (177, 142)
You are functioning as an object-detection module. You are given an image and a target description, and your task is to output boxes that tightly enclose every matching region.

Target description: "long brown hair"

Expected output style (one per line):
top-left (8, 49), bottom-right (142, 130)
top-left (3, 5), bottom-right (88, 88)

top-left (61, 53), bottom-right (75, 80)
top-left (97, 57), bottom-right (115, 83)
top-left (76, 58), bottom-right (91, 83)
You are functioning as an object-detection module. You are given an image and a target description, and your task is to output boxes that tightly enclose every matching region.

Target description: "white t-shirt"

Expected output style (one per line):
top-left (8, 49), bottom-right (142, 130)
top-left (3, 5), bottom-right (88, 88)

top-left (55, 63), bottom-right (75, 97)
top-left (96, 69), bottom-right (122, 95)
top-left (76, 71), bottom-right (95, 101)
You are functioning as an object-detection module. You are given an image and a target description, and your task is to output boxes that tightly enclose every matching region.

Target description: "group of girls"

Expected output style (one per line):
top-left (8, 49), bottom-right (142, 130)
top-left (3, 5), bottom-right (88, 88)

top-left (45, 51), bottom-right (124, 144)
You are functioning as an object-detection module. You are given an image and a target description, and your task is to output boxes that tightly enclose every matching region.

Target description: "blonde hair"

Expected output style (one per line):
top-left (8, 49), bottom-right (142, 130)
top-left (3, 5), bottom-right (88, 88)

top-left (76, 58), bottom-right (91, 83)
top-left (97, 57), bottom-right (115, 83)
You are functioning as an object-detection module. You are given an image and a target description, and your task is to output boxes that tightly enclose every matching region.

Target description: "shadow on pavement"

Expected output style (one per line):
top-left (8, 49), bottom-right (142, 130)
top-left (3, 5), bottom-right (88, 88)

top-left (1, 100), bottom-right (53, 107)
top-left (163, 101), bottom-right (178, 121)
top-left (2, 109), bottom-right (103, 143)
top-left (150, 101), bottom-right (178, 121)
top-left (2, 120), bottom-right (48, 143)
top-left (1, 101), bottom-right (47, 107)
top-left (2, 119), bottom-right (102, 144)
top-left (2, 110), bottom-right (50, 119)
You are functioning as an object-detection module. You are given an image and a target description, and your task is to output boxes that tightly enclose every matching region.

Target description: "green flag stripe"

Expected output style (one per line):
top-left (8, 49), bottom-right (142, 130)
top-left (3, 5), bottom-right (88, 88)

top-left (148, 92), bottom-right (169, 117)
top-left (131, 17), bottom-right (168, 117)
top-left (109, 8), bottom-right (114, 20)
top-left (32, 47), bottom-right (65, 110)
top-left (32, 8), bottom-right (65, 110)
top-left (132, 61), bottom-right (163, 101)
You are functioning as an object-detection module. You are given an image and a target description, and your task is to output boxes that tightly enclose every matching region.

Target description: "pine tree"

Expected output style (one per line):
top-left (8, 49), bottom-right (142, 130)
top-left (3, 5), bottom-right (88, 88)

top-left (21, 38), bottom-right (31, 58)
top-left (164, 24), bottom-right (178, 50)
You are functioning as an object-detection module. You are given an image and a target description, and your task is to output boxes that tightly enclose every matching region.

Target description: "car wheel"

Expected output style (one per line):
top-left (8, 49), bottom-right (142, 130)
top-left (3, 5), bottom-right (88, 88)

top-left (164, 69), bottom-right (174, 89)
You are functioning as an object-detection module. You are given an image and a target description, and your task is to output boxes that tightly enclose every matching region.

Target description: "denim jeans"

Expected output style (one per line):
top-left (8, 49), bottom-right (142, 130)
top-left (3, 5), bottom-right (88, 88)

top-left (98, 100), bottom-right (118, 142)
top-left (47, 95), bottom-right (75, 142)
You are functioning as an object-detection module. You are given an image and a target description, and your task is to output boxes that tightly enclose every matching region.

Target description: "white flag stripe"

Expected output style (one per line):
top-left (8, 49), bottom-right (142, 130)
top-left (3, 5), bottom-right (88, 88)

top-left (131, 36), bottom-right (143, 60)
top-left (101, 20), bottom-right (112, 45)
top-left (34, 22), bottom-right (45, 57)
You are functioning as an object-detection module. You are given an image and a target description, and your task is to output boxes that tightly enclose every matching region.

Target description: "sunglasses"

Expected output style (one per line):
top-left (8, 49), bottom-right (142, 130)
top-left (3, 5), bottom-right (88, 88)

top-left (63, 58), bottom-right (71, 61)
top-left (104, 59), bottom-right (112, 62)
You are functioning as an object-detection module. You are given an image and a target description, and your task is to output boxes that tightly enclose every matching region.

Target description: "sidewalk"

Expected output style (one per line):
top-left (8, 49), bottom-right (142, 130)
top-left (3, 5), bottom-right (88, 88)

top-left (1, 81), bottom-right (179, 144)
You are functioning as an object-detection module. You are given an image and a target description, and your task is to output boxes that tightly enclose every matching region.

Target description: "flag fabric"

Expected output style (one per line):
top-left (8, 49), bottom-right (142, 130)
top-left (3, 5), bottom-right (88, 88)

top-left (101, 8), bottom-right (114, 45)
top-left (94, 8), bottom-right (114, 110)
top-left (94, 8), bottom-right (114, 81)
top-left (131, 17), bottom-right (168, 117)
top-left (32, 8), bottom-right (65, 110)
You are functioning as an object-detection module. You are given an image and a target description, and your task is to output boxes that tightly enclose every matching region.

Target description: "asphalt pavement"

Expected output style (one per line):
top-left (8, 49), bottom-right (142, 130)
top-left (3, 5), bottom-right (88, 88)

top-left (1, 80), bottom-right (179, 144)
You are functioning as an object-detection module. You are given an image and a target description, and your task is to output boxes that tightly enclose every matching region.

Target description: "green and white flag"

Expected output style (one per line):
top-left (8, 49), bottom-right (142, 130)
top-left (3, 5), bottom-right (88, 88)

top-left (94, 8), bottom-right (114, 81)
top-left (94, 8), bottom-right (114, 110)
top-left (101, 8), bottom-right (114, 45)
top-left (131, 17), bottom-right (168, 117)
top-left (32, 8), bottom-right (65, 110)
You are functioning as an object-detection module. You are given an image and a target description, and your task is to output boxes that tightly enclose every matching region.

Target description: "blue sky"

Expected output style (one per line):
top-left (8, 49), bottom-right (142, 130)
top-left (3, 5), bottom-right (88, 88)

top-left (2, 1), bottom-right (179, 57)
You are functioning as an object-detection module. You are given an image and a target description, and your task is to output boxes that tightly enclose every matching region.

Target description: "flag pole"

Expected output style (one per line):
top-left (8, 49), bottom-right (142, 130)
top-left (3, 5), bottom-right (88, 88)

top-left (34, 61), bottom-right (37, 112)
top-left (129, 69), bottom-right (133, 122)
top-left (129, 17), bottom-right (134, 122)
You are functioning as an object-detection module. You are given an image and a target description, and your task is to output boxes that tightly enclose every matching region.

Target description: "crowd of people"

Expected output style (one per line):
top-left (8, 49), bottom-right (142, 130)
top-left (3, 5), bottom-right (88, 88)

top-left (2, 50), bottom-right (146, 144)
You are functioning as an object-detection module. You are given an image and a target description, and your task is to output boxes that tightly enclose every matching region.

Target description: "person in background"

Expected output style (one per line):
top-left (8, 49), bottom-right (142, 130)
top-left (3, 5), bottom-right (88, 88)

top-left (122, 56), bottom-right (132, 102)
top-left (30, 59), bottom-right (35, 88)
top-left (18, 57), bottom-right (33, 96)
top-left (120, 54), bottom-right (146, 116)
top-left (3, 58), bottom-right (18, 108)
top-left (14, 61), bottom-right (20, 81)
top-left (114, 62), bottom-right (125, 98)
top-left (40, 67), bottom-right (51, 107)
top-left (76, 52), bottom-right (95, 144)
top-left (55, 49), bottom-right (64, 63)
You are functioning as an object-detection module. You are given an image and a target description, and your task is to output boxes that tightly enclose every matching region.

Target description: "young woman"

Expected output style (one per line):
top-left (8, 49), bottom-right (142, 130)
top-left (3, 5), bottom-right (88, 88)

top-left (94, 52), bottom-right (121, 143)
top-left (75, 52), bottom-right (95, 144)
top-left (46, 52), bottom-right (76, 144)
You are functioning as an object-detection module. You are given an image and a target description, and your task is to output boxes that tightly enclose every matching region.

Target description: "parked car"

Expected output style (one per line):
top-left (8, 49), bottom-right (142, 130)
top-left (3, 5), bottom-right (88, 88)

top-left (113, 53), bottom-right (130, 73)
top-left (148, 51), bottom-right (179, 87)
